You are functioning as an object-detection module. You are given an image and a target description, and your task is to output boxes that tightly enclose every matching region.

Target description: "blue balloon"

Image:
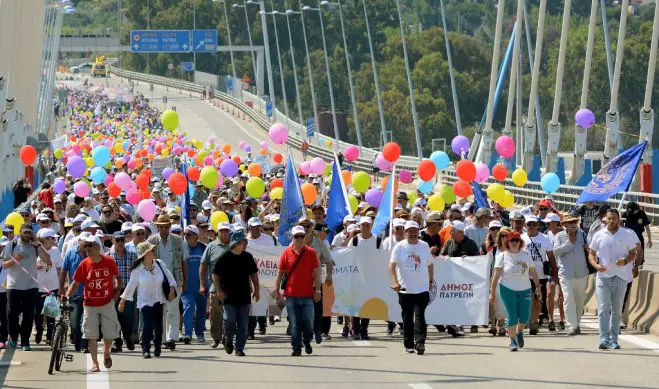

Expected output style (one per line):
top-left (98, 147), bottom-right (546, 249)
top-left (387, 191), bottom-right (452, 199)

top-left (541, 173), bottom-right (560, 194)
top-left (91, 146), bottom-right (111, 167)
top-left (417, 179), bottom-right (434, 195)
top-left (430, 151), bottom-right (450, 170)
top-left (90, 167), bottom-right (107, 184)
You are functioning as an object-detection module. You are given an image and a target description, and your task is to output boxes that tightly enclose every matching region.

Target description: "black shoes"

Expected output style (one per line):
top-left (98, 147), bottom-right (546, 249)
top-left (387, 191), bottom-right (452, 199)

top-left (225, 343), bottom-right (234, 355)
top-left (235, 350), bottom-right (246, 356)
top-left (304, 343), bottom-right (313, 355)
top-left (247, 335), bottom-right (256, 340)
top-left (415, 343), bottom-right (425, 355)
top-left (291, 350), bottom-right (302, 356)
top-left (211, 340), bottom-right (221, 348)
top-left (143, 351), bottom-right (151, 359)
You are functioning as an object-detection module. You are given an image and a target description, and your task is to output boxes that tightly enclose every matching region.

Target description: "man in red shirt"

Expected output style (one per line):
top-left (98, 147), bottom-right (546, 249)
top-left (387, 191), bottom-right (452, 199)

top-left (275, 225), bottom-right (321, 356)
top-left (66, 234), bottom-right (121, 373)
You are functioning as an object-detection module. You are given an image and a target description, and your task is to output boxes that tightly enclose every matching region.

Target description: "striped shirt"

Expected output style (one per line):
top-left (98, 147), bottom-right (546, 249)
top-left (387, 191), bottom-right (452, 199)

top-left (109, 246), bottom-right (137, 287)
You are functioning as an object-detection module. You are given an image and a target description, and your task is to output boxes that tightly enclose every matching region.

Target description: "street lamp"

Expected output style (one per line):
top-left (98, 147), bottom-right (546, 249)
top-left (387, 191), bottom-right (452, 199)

top-left (362, 0), bottom-right (387, 146)
top-left (320, 0), bottom-right (362, 151)
top-left (261, 5), bottom-right (290, 126)
top-left (287, 8), bottom-right (320, 138)
top-left (302, 2), bottom-right (340, 147)
top-left (247, 0), bottom-right (277, 118)
top-left (277, 2), bottom-right (304, 131)
top-left (213, 0), bottom-right (238, 97)
top-left (232, 2), bottom-right (258, 83)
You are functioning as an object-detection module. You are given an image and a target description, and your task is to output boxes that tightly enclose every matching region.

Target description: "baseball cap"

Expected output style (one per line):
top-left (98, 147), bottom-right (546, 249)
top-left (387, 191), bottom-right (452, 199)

top-left (392, 218), bottom-right (405, 228)
top-left (291, 225), bottom-right (306, 236)
top-left (488, 220), bottom-right (503, 229)
top-left (359, 216), bottom-right (373, 225)
top-left (510, 211), bottom-right (525, 221)
top-left (121, 222), bottom-right (133, 232)
top-left (184, 225), bottom-right (200, 235)
top-left (132, 223), bottom-right (146, 232)
top-left (298, 216), bottom-right (315, 226)
top-left (426, 211), bottom-right (443, 224)
top-left (196, 214), bottom-right (209, 223)
top-left (112, 231), bottom-right (126, 239)
top-left (36, 213), bottom-right (50, 222)
top-left (170, 224), bottom-right (182, 233)
top-left (343, 215), bottom-right (357, 224)
top-left (202, 200), bottom-right (212, 210)
top-left (347, 224), bottom-right (360, 233)
top-left (248, 217), bottom-right (263, 227)
top-left (404, 220), bottom-right (420, 230)
top-left (81, 219), bottom-right (99, 230)
top-left (36, 228), bottom-right (59, 239)
top-left (64, 218), bottom-right (74, 228)
top-left (542, 213), bottom-right (561, 223)
top-left (414, 198), bottom-right (427, 206)
top-left (73, 214), bottom-right (87, 224)
top-left (450, 221), bottom-right (466, 232)
top-left (525, 215), bottom-right (540, 224)
top-left (81, 233), bottom-right (102, 248)
top-left (217, 222), bottom-right (232, 231)
top-left (450, 204), bottom-right (462, 212)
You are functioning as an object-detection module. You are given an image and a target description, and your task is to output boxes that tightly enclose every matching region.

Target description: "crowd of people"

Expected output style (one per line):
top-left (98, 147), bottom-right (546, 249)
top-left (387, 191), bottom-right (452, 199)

top-left (0, 86), bottom-right (654, 373)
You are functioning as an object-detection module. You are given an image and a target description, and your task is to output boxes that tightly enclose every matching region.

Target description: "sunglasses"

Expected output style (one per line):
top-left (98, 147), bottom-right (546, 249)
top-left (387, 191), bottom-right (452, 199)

top-left (264, 227), bottom-right (274, 232)
top-left (135, 232), bottom-right (145, 236)
top-left (509, 239), bottom-right (521, 243)
top-left (170, 216), bottom-right (180, 220)
top-left (293, 235), bottom-right (306, 240)
top-left (538, 207), bottom-right (549, 211)
top-left (114, 238), bottom-right (125, 243)
top-left (39, 221), bottom-right (50, 224)
top-left (184, 233), bottom-right (196, 237)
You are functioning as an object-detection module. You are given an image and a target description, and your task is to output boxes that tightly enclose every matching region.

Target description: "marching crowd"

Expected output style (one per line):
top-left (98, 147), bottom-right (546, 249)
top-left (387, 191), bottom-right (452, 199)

top-left (0, 87), bottom-right (654, 373)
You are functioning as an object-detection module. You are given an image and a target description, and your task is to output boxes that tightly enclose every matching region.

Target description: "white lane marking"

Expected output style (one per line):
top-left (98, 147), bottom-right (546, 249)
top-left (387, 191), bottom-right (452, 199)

top-left (0, 361), bottom-right (22, 366)
top-left (408, 384), bottom-right (433, 389)
top-left (352, 340), bottom-right (372, 347)
top-left (582, 321), bottom-right (659, 353)
top-left (86, 354), bottom-right (110, 389)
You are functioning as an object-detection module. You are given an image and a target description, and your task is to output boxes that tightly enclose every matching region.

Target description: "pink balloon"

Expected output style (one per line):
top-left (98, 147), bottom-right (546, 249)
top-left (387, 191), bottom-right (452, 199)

top-left (203, 156), bottom-right (214, 166)
top-left (344, 145), bottom-right (359, 162)
top-left (268, 123), bottom-right (288, 145)
top-left (260, 141), bottom-right (268, 150)
top-left (127, 159), bottom-right (137, 169)
top-left (399, 169), bottom-right (413, 184)
top-left (300, 161), bottom-right (312, 175)
top-left (239, 141), bottom-right (246, 149)
top-left (126, 191), bottom-right (140, 205)
top-left (309, 157), bottom-right (325, 175)
top-left (215, 174), bottom-right (224, 188)
top-left (137, 199), bottom-right (156, 222)
top-left (114, 172), bottom-right (132, 190)
top-left (73, 181), bottom-right (90, 197)
top-left (375, 154), bottom-right (393, 172)
top-left (495, 136), bottom-right (515, 159)
top-left (475, 163), bottom-right (490, 183)
top-left (104, 174), bottom-right (114, 187)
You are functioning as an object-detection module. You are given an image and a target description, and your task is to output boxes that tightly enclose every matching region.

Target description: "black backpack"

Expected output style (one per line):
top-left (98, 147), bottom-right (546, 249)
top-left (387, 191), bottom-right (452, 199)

top-left (352, 235), bottom-right (382, 249)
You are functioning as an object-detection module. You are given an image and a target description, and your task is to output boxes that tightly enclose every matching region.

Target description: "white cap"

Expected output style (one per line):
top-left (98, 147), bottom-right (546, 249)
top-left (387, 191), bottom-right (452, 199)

top-left (81, 219), bottom-right (99, 230)
top-left (450, 204), bottom-right (462, 212)
top-left (121, 222), bottom-right (133, 232)
top-left (450, 221), bottom-right (466, 232)
top-left (54, 197), bottom-right (62, 203)
top-left (347, 224), bottom-right (360, 233)
top-left (36, 228), bottom-right (59, 239)
top-left (184, 225), bottom-right (199, 235)
top-left (404, 220), bottom-right (420, 230)
top-left (392, 218), bottom-right (405, 228)
top-left (359, 216), bottom-right (373, 225)
top-left (270, 214), bottom-right (280, 222)
top-left (132, 223), bottom-right (146, 232)
top-left (358, 201), bottom-right (369, 209)
top-left (414, 198), bottom-right (427, 206)
top-left (488, 220), bottom-right (503, 229)
top-left (81, 233), bottom-right (102, 248)
top-left (247, 217), bottom-right (263, 227)
top-left (73, 214), bottom-right (87, 224)
top-left (196, 214), bottom-right (209, 223)
top-left (525, 215), bottom-right (540, 224)
top-left (170, 224), bottom-right (182, 233)
top-left (36, 213), bottom-right (50, 222)
top-left (217, 222), bottom-right (232, 231)
top-left (232, 223), bottom-right (245, 232)
top-left (0, 236), bottom-right (9, 246)
top-left (543, 213), bottom-right (561, 223)
top-left (343, 215), bottom-right (357, 224)
top-left (521, 206), bottom-right (533, 216)
top-left (202, 200), bottom-right (212, 210)
top-left (291, 225), bottom-right (306, 236)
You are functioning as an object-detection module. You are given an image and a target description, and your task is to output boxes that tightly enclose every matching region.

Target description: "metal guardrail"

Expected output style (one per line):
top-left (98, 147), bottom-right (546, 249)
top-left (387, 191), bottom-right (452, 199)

top-left (107, 65), bottom-right (659, 222)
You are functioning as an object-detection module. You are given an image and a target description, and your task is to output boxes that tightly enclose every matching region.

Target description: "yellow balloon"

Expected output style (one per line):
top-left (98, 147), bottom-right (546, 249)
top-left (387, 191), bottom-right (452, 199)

top-left (199, 151), bottom-right (209, 159)
top-left (85, 157), bottom-right (94, 167)
top-left (348, 195), bottom-right (358, 214)
top-left (486, 183), bottom-right (505, 202)
top-left (512, 168), bottom-right (528, 187)
top-left (5, 212), bottom-right (25, 235)
top-left (270, 187), bottom-right (283, 200)
top-left (210, 211), bottom-right (229, 231)
top-left (427, 194), bottom-right (445, 211)
top-left (500, 190), bottom-right (514, 208)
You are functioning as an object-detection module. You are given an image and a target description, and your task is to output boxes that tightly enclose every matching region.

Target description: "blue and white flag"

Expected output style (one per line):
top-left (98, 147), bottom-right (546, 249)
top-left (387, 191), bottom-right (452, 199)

top-left (577, 141), bottom-right (647, 204)
top-left (471, 182), bottom-right (490, 211)
top-left (326, 154), bottom-right (351, 234)
top-left (278, 152), bottom-right (305, 246)
top-left (179, 162), bottom-right (191, 228)
top-left (372, 166), bottom-right (396, 236)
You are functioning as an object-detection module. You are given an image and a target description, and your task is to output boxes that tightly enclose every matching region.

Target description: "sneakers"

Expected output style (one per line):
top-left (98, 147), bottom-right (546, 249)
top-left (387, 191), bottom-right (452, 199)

top-left (322, 333), bottom-right (332, 341)
top-left (304, 343), bottom-right (313, 355)
top-left (509, 338), bottom-right (518, 352)
top-left (352, 333), bottom-right (361, 341)
top-left (259, 327), bottom-right (266, 336)
top-left (337, 317), bottom-right (343, 325)
top-left (235, 350), bottom-right (246, 356)
top-left (196, 335), bottom-right (205, 344)
top-left (610, 342), bottom-right (621, 350)
top-left (548, 321), bottom-right (556, 332)
top-left (566, 328), bottom-right (578, 336)
top-left (211, 340), bottom-right (221, 348)
top-left (291, 350), bottom-right (302, 356)
top-left (126, 340), bottom-right (135, 351)
top-left (35, 332), bottom-right (43, 345)
top-left (470, 326), bottom-right (479, 333)
top-left (314, 333), bottom-right (322, 345)
top-left (405, 348), bottom-right (415, 353)
top-left (247, 335), bottom-right (256, 341)
top-left (183, 337), bottom-right (191, 345)
top-left (488, 327), bottom-right (497, 336)
top-left (599, 342), bottom-right (610, 350)
top-left (558, 321), bottom-right (566, 331)
top-left (415, 343), bottom-right (425, 355)
top-left (515, 331), bottom-right (525, 349)
top-left (575, 327), bottom-right (581, 335)
top-left (498, 328), bottom-right (507, 337)
top-left (22, 345), bottom-right (32, 351)
top-left (341, 326), bottom-right (349, 338)
top-left (529, 323), bottom-right (539, 335)
top-left (360, 332), bottom-right (370, 340)
top-left (7, 340), bottom-right (17, 349)
top-left (142, 351), bottom-right (151, 359)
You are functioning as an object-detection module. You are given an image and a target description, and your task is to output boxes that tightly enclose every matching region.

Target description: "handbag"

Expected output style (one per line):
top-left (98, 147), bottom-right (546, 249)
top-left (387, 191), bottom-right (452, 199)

top-left (279, 247), bottom-right (306, 290)
top-left (156, 260), bottom-right (177, 302)
top-left (528, 236), bottom-right (551, 276)
top-left (581, 230), bottom-right (597, 275)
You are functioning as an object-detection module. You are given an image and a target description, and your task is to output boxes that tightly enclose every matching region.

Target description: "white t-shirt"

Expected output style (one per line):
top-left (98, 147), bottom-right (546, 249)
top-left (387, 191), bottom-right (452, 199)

top-left (390, 240), bottom-right (432, 294)
top-left (349, 234), bottom-right (379, 250)
top-left (248, 233), bottom-right (278, 246)
top-left (521, 233), bottom-right (553, 280)
top-left (589, 227), bottom-right (637, 282)
top-left (331, 231), bottom-right (350, 248)
top-left (37, 247), bottom-right (63, 292)
top-left (382, 236), bottom-right (404, 251)
top-left (495, 250), bottom-right (533, 291)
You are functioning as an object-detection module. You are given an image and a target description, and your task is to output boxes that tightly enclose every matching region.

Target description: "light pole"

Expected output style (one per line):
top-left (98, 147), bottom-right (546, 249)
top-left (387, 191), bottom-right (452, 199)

top-left (362, 0), bottom-right (387, 143)
top-left (288, 7), bottom-right (320, 137)
top-left (395, 0), bottom-right (423, 159)
top-left (232, 2), bottom-right (258, 83)
top-left (214, 0), bottom-right (238, 97)
top-left (261, 5), bottom-right (290, 126)
top-left (247, 0), bottom-right (276, 117)
top-left (320, 0), bottom-right (362, 151)
top-left (303, 2), bottom-right (340, 146)
top-left (146, 0), bottom-right (150, 74)
top-left (281, 2), bottom-right (304, 130)
top-left (193, 0), bottom-right (197, 77)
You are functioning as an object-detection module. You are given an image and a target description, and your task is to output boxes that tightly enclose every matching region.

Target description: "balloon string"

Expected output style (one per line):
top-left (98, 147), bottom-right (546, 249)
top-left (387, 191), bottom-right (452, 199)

top-left (6, 256), bottom-right (54, 295)
top-left (591, 123), bottom-right (641, 138)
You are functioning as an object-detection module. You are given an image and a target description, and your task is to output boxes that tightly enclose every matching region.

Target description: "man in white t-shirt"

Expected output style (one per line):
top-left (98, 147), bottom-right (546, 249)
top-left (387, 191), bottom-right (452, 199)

top-left (331, 215), bottom-right (357, 249)
top-left (383, 218), bottom-right (406, 251)
top-left (349, 216), bottom-right (381, 340)
top-left (246, 216), bottom-right (277, 338)
top-left (521, 215), bottom-right (557, 335)
top-left (389, 220), bottom-right (433, 355)
top-left (589, 209), bottom-right (637, 350)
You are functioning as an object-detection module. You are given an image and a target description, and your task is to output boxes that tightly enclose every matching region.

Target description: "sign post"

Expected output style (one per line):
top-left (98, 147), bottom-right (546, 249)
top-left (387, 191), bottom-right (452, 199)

top-left (130, 30), bottom-right (191, 52)
top-left (192, 30), bottom-right (218, 52)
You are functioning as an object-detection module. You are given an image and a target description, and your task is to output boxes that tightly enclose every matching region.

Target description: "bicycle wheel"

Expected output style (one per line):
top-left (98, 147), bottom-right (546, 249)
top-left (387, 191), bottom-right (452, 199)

top-left (55, 325), bottom-right (67, 371)
top-left (48, 325), bottom-right (64, 375)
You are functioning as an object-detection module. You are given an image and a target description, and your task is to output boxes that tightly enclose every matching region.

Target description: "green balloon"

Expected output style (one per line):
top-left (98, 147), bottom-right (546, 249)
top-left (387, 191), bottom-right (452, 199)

top-left (439, 185), bottom-right (456, 205)
top-left (352, 171), bottom-right (370, 193)
top-left (246, 177), bottom-right (265, 198)
top-left (200, 166), bottom-right (219, 189)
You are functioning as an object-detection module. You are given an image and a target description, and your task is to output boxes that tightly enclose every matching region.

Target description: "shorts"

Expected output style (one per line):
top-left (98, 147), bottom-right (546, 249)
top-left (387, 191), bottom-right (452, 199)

top-left (82, 302), bottom-right (121, 340)
top-left (531, 278), bottom-right (548, 298)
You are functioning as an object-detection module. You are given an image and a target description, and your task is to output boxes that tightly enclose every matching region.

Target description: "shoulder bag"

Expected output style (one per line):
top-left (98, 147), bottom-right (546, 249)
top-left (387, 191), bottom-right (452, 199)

top-left (528, 236), bottom-right (551, 276)
top-left (156, 260), bottom-right (177, 302)
top-left (279, 247), bottom-right (305, 290)
top-left (581, 230), bottom-right (597, 275)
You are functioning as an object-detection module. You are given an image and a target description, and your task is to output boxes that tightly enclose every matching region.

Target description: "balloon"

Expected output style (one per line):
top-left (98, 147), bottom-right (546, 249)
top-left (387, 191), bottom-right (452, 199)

top-left (90, 167), bottom-right (107, 184)
top-left (417, 179), bottom-right (434, 195)
top-left (66, 156), bottom-right (86, 178)
top-left (247, 163), bottom-right (262, 177)
top-left (300, 161), bottom-right (312, 175)
top-left (455, 160), bottom-right (477, 182)
top-left (344, 145), bottom-right (359, 162)
top-left (439, 185), bottom-right (456, 204)
top-left (486, 183), bottom-right (505, 202)
top-left (222, 144), bottom-right (232, 154)
top-left (54, 149), bottom-right (63, 160)
top-left (453, 180), bottom-right (473, 198)
top-left (73, 181), bottom-right (90, 197)
top-left (246, 177), bottom-right (265, 198)
top-left (352, 171), bottom-right (370, 193)
top-left (365, 188), bottom-right (383, 207)
top-left (270, 178), bottom-right (283, 188)
top-left (220, 159), bottom-right (239, 177)
top-left (5, 212), bottom-right (24, 234)
top-left (126, 190), bottom-right (140, 205)
top-left (492, 163), bottom-right (508, 181)
top-left (428, 194), bottom-right (446, 211)
top-left (200, 166), bottom-right (219, 189)
top-left (270, 187), bottom-right (283, 200)
top-left (575, 108), bottom-right (595, 128)
top-left (407, 191), bottom-right (418, 207)
top-left (348, 195), bottom-right (358, 214)
top-left (541, 173), bottom-right (561, 194)
top-left (430, 151), bottom-right (450, 170)
top-left (309, 157), bottom-right (325, 175)
top-left (495, 136), bottom-right (515, 159)
top-left (260, 140), bottom-right (268, 150)
top-left (382, 142), bottom-right (401, 162)
top-left (375, 154), bottom-right (393, 171)
top-left (19, 145), bottom-right (37, 165)
top-left (162, 167), bottom-right (174, 180)
top-left (91, 146), bottom-right (111, 167)
top-left (53, 178), bottom-right (66, 194)
top-left (113, 172), bottom-right (131, 190)
top-left (301, 183), bottom-right (317, 206)
top-left (399, 169), bottom-right (413, 184)
top-left (500, 190), bottom-right (514, 208)
top-left (108, 182), bottom-right (121, 198)
top-left (203, 156), bottom-right (214, 166)
top-left (273, 153), bottom-right (283, 164)
top-left (187, 167), bottom-right (201, 181)
top-left (451, 135), bottom-right (470, 156)
top-left (417, 159), bottom-right (436, 182)
top-left (168, 172), bottom-right (188, 195)
top-left (210, 211), bottom-right (230, 231)
top-left (380, 175), bottom-right (400, 194)
top-left (135, 173), bottom-right (149, 189)
top-left (161, 109), bottom-right (179, 131)
top-left (475, 163), bottom-right (490, 183)
top-left (137, 199), bottom-right (157, 222)
top-left (341, 170), bottom-right (352, 185)
top-left (268, 123), bottom-right (289, 144)
top-left (512, 168), bottom-right (528, 187)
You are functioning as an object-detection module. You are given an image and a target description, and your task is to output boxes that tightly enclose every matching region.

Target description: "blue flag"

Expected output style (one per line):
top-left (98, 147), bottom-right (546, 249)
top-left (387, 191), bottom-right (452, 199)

top-left (372, 166), bottom-right (396, 236)
top-left (326, 154), bottom-right (350, 234)
top-left (577, 141), bottom-right (647, 204)
top-left (179, 162), bottom-right (191, 228)
top-left (278, 152), bottom-right (305, 246)
top-left (471, 182), bottom-right (490, 211)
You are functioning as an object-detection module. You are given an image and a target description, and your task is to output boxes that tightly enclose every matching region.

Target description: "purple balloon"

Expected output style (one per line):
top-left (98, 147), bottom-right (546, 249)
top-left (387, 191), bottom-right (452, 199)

top-left (365, 188), bottom-right (383, 207)
top-left (220, 159), bottom-right (239, 177)
top-left (375, 154), bottom-right (393, 172)
top-left (162, 167), bottom-right (175, 180)
top-left (53, 178), bottom-right (66, 194)
top-left (575, 108), bottom-right (595, 129)
top-left (244, 145), bottom-right (252, 153)
top-left (66, 156), bottom-right (86, 178)
top-left (451, 135), bottom-right (470, 156)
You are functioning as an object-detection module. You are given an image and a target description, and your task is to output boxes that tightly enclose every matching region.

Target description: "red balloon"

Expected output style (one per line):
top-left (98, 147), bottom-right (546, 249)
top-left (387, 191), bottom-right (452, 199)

top-left (455, 160), bottom-right (477, 182)
top-left (270, 178), bottom-right (283, 188)
top-left (382, 142), bottom-right (401, 162)
top-left (19, 145), bottom-right (37, 166)
top-left (187, 149), bottom-right (196, 158)
top-left (273, 153), bottom-right (283, 164)
top-left (453, 180), bottom-right (473, 198)
top-left (232, 156), bottom-right (241, 165)
top-left (492, 163), bottom-right (508, 181)
top-left (187, 167), bottom-right (201, 181)
top-left (138, 188), bottom-right (151, 200)
top-left (107, 182), bottom-right (121, 198)
top-left (417, 159), bottom-right (436, 182)
top-left (168, 172), bottom-right (188, 195)
top-left (136, 174), bottom-right (149, 189)
top-left (142, 168), bottom-right (152, 177)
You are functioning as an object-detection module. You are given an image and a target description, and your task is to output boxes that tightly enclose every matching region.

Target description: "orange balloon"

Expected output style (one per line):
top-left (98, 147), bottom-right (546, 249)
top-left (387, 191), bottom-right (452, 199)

top-left (109, 147), bottom-right (116, 155)
top-left (187, 167), bottom-right (201, 181)
top-left (382, 142), bottom-right (401, 162)
top-left (222, 144), bottom-right (232, 154)
top-left (107, 182), bottom-right (121, 198)
top-left (147, 153), bottom-right (155, 161)
top-left (134, 159), bottom-right (144, 169)
top-left (187, 149), bottom-right (196, 158)
top-left (492, 163), bottom-right (508, 181)
top-left (453, 179), bottom-right (473, 198)
top-left (259, 149), bottom-right (268, 155)
top-left (168, 172), bottom-right (188, 195)
top-left (380, 175), bottom-right (400, 195)
top-left (270, 178), bottom-right (283, 188)
top-left (247, 163), bottom-right (262, 177)
top-left (301, 183), bottom-right (318, 206)
top-left (143, 168), bottom-right (152, 177)
top-left (455, 160), bottom-right (477, 182)
top-left (417, 159), bottom-right (436, 182)
top-left (115, 159), bottom-right (124, 168)
top-left (273, 153), bottom-right (283, 164)
top-left (19, 145), bottom-right (37, 165)
top-left (212, 149), bottom-right (221, 159)
top-left (194, 156), bottom-right (204, 166)
top-left (138, 188), bottom-right (151, 200)
top-left (136, 174), bottom-right (149, 189)
top-left (341, 170), bottom-right (352, 185)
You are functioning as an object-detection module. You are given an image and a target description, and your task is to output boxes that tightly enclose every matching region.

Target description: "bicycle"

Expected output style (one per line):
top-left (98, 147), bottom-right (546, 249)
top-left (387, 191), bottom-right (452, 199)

top-left (48, 301), bottom-right (74, 375)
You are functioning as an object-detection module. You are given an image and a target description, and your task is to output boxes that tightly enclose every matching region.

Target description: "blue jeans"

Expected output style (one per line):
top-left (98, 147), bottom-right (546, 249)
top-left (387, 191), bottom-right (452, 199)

top-left (285, 297), bottom-right (314, 352)
top-left (223, 304), bottom-right (250, 351)
top-left (140, 303), bottom-right (164, 354)
top-left (67, 296), bottom-right (88, 351)
top-left (596, 276), bottom-right (627, 345)
top-left (181, 292), bottom-right (207, 337)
